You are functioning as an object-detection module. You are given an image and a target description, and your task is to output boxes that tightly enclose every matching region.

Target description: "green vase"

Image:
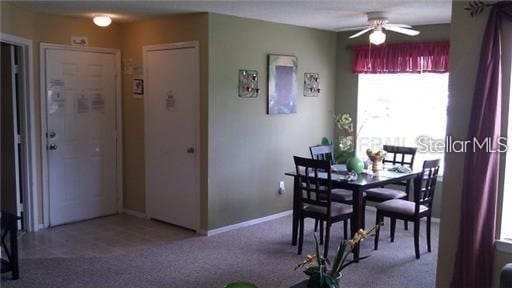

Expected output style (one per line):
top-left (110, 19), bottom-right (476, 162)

top-left (346, 156), bottom-right (364, 174)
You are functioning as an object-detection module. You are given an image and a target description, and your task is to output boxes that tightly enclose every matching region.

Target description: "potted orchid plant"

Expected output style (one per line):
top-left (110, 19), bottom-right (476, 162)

top-left (295, 224), bottom-right (381, 288)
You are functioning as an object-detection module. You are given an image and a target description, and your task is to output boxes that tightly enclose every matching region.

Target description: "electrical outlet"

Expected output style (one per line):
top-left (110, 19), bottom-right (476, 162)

top-left (278, 181), bottom-right (285, 194)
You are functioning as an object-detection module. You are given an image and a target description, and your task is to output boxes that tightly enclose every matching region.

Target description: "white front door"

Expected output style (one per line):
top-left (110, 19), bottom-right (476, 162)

top-left (144, 43), bottom-right (199, 231)
top-left (44, 47), bottom-right (118, 226)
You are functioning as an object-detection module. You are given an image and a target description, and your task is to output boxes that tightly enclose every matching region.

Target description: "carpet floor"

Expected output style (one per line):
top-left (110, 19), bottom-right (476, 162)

top-left (1, 211), bottom-right (438, 288)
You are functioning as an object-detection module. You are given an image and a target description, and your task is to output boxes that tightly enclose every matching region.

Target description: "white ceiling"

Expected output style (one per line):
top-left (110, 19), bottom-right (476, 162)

top-left (14, 0), bottom-right (452, 31)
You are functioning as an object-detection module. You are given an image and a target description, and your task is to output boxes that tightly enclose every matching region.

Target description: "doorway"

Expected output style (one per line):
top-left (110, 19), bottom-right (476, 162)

top-left (40, 44), bottom-right (122, 227)
top-left (144, 42), bottom-right (200, 231)
top-left (0, 34), bottom-right (35, 231)
top-left (1, 42), bottom-right (24, 228)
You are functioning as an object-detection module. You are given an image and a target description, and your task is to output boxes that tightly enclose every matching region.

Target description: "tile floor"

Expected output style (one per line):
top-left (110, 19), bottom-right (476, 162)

top-left (18, 214), bottom-right (196, 259)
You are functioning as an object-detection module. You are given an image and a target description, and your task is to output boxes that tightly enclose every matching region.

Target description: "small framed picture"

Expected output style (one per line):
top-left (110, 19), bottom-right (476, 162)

top-left (133, 79), bottom-right (144, 95)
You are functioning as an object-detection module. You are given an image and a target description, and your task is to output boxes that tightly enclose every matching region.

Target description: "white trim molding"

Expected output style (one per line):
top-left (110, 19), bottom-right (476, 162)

top-left (199, 210), bottom-right (293, 236)
top-left (496, 239), bottom-right (512, 254)
top-left (122, 209), bottom-right (147, 219)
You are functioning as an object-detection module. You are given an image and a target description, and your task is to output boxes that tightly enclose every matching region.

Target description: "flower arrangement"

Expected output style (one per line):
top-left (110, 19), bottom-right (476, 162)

top-left (295, 224), bottom-right (381, 288)
top-left (366, 149), bottom-right (387, 172)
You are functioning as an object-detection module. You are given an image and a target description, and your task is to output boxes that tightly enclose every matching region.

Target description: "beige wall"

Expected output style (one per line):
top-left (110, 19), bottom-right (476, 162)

top-left (0, 3), bottom-right (210, 229)
top-left (335, 24), bottom-right (451, 218)
top-left (436, 2), bottom-right (512, 287)
top-left (119, 13), bottom-right (209, 229)
top-left (1, 2), bottom-right (122, 224)
top-left (208, 14), bottom-right (337, 229)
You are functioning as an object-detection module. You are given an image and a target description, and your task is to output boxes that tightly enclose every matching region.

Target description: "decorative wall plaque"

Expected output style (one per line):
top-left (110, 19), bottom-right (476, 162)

top-left (304, 72), bottom-right (320, 97)
top-left (238, 69), bottom-right (259, 98)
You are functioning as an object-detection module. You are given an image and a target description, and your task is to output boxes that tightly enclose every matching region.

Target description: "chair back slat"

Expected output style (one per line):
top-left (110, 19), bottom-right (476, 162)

top-left (309, 144), bottom-right (335, 165)
top-left (414, 159), bottom-right (440, 214)
top-left (294, 156), bottom-right (332, 214)
top-left (383, 145), bottom-right (417, 168)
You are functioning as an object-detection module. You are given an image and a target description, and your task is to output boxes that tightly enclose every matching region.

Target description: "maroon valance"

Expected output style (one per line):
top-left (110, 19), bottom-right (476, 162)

top-left (352, 41), bottom-right (450, 74)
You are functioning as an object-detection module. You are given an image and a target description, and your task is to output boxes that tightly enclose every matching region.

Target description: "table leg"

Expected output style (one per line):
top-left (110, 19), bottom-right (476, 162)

top-left (292, 176), bottom-right (299, 246)
top-left (351, 187), bottom-right (363, 262)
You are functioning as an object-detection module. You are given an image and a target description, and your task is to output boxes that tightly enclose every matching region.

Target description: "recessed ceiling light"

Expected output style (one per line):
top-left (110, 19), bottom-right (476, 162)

top-left (93, 15), bottom-right (112, 27)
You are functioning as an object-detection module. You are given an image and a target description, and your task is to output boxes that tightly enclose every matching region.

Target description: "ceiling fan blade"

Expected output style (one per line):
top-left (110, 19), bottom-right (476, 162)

top-left (386, 23), bottom-right (412, 28)
top-left (348, 27), bottom-right (374, 39)
top-left (338, 25), bottom-right (372, 32)
top-left (383, 25), bottom-right (420, 36)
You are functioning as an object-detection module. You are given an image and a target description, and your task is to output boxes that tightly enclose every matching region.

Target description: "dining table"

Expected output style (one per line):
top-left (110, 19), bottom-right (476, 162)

top-left (285, 164), bottom-right (421, 262)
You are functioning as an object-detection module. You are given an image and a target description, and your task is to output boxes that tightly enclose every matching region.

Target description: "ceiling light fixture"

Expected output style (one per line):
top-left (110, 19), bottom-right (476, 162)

top-left (369, 28), bottom-right (386, 45)
top-left (93, 15), bottom-right (112, 27)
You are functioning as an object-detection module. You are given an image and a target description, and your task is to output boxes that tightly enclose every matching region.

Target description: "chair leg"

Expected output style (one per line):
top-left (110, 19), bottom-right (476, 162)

top-left (404, 220), bottom-right (408, 231)
top-left (323, 223), bottom-right (331, 259)
top-left (426, 216), bottom-right (432, 252)
top-left (390, 218), bottom-right (396, 242)
top-left (374, 211), bottom-right (381, 250)
top-left (343, 220), bottom-right (348, 240)
top-left (314, 219), bottom-right (318, 232)
top-left (298, 217), bottom-right (304, 255)
top-left (414, 220), bottom-right (420, 259)
top-left (319, 220), bottom-right (324, 245)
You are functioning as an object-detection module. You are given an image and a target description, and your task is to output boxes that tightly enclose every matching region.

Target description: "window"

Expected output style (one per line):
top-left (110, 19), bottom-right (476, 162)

top-left (501, 73), bottom-right (512, 242)
top-left (502, 163), bottom-right (512, 241)
top-left (357, 73), bottom-right (449, 172)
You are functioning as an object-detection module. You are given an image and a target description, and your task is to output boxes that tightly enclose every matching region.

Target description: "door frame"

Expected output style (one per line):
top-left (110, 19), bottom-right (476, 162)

top-left (40, 43), bottom-right (123, 228)
top-left (142, 41), bottom-right (201, 231)
top-left (0, 33), bottom-right (37, 231)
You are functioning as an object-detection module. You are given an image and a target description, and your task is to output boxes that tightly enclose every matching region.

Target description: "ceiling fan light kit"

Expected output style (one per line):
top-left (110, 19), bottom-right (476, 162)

top-left (347, 11), bottom-right (420, 45)
top-left (369, 28), bottom-right (386, 45)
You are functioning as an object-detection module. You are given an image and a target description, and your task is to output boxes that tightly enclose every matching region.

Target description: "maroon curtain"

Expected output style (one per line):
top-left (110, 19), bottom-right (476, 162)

top-left (352, 42), bottom-right (450, 74)
top-left (451, 3), bottom-right (512, 288)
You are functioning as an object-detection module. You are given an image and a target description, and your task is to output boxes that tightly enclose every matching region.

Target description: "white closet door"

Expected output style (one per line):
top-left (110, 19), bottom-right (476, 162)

top-left (145, 44), bottom-right (199, 231)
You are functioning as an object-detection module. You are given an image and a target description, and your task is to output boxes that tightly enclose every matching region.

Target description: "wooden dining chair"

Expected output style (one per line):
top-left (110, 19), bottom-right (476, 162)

top-left (294, 156), bottom-right (353, 258)
top-left (364, 145), bottom-right (417, 229)
top-left (373, 159), bottom-right (440, 259)
top-left (309, 144), bottom-right (355, 239)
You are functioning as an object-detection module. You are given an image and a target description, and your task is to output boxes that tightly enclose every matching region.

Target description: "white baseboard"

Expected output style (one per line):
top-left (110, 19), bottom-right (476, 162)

top-left (122, 209), bottom-right (147, 219)
top-left (199, 210), bottom-right (293, 236)
top-left (365, 206), bottom-right (440, 223)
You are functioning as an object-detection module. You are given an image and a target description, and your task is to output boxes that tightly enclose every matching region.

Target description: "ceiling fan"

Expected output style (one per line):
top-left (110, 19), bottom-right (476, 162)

top-left (345, 12), bottom-right (420, 45)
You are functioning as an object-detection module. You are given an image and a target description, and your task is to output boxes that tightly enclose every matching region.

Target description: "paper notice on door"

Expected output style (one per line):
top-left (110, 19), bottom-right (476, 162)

top-left (50, 79), bottom-right (65, 88)
top-left (166, 90), bottom-right (175, 110)
top-left (77, 95), bottom-right (90, 114)
top-left (48, 89), bottom-right (66, 115)
top-left (91, 93), bottom-right (105, 113)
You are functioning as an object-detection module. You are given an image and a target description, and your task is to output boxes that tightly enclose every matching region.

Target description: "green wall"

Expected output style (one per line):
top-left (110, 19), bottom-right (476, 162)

top-left (335, 23), bottom-right (451, 219)
top-left (437, 2), bottom-right (512, 287)
top-left (208, 13), bottom-right (337, 229)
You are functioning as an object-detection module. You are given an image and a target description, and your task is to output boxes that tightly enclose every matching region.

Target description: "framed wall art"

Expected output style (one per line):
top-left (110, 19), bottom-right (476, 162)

top-left (267, 54), bottom-right (297, 115)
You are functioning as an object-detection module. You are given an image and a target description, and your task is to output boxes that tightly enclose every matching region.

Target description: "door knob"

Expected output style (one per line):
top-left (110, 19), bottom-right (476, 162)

top-left (186, 147), bottom-right (195, 154)
top-left (48, 144), bottom-right (58, 150)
